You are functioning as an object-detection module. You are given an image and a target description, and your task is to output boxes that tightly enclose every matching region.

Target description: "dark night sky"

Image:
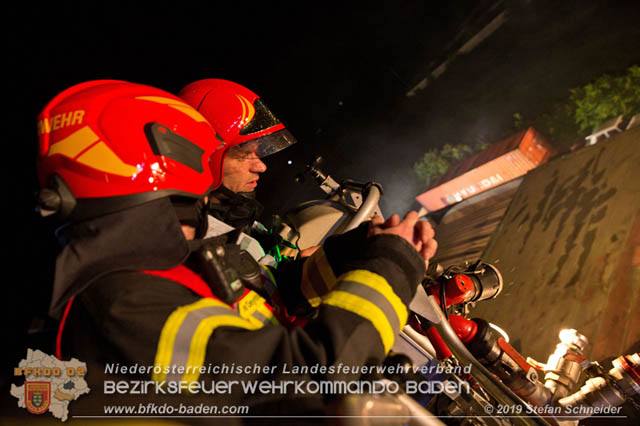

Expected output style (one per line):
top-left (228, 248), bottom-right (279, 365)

top-left (4, 0), bottom-right (640, 368)
top-left (5, 0), bottom-right (482, 367)
top-left (7, 1), bottom-right (483, 219)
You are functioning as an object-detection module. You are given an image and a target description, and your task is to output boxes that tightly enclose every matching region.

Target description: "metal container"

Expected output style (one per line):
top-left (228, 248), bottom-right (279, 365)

top-left (416, 127), bottom-right (555, 212)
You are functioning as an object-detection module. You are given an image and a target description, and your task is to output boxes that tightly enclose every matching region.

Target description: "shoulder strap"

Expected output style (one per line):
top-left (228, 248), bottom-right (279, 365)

top-left (55, 296), bottom-right (76, 360)
top-left (142, 265), bottom-right (214, 299)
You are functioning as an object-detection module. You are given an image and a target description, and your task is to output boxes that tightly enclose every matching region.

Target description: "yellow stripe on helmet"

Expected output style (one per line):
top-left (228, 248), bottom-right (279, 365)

top-left (136, 96), bottom-right (208, 123)
top-left (235, 94), bottom-right (255, 128)
top-left (76, 141), bottom-right (138, 177)
top-left (48, 126), bottom-right (138, 177)
top-left (47, 126), bottom-right (99, 158)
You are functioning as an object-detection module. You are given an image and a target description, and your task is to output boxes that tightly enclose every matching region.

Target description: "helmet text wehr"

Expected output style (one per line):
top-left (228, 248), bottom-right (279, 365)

top-left (38, 110), bottom-right (85, 135)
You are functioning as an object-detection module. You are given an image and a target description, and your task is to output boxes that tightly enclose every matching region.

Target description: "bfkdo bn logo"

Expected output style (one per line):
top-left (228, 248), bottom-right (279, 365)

top-left (25, 382), bottom-right (51, 414)
top-left (10, 349), bottom-right (90, 422)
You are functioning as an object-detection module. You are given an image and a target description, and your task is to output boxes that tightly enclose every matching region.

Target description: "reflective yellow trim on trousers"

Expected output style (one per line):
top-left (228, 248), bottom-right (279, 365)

top-left (321, 270), bottom-right (408, 353)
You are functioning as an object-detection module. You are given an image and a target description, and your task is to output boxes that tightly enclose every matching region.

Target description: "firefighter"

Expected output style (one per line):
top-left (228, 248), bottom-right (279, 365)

top-left (179, 79), bottom-right (300, 264)
top-left (38, 80), bottom-right (437, 418)
top-left (177, 78), bottom-right (429, 320)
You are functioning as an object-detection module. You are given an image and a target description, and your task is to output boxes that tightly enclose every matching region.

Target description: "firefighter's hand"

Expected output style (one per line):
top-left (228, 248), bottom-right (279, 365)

top-left (369, 211), bottom-right (438, 265)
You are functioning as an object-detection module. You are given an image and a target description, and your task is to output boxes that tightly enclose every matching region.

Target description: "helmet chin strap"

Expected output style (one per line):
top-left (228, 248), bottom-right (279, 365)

top-left (207, 185), bottom-right (264, 230)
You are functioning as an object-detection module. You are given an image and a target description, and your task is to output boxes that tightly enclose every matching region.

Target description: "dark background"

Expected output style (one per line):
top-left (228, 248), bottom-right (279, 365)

top-left (4, 0), bottom-right (640, 388)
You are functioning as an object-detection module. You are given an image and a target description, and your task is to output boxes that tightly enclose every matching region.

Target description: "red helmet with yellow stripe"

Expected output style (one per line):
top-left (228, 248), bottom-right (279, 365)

top-left (178, 79), bottom-right (296, 158)
top-left (37, 80), bottom-right (224, 220)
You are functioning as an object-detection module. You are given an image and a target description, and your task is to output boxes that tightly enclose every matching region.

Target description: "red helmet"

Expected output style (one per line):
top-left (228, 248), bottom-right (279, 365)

top-left (178, 79), bottom-right (296, 158)
top-left (37, 80), bottom-right (224, 220)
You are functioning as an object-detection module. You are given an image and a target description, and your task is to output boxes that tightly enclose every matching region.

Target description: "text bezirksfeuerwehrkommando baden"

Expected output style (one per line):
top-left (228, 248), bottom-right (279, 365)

top-left (103, 363), bottom-right (474, 396)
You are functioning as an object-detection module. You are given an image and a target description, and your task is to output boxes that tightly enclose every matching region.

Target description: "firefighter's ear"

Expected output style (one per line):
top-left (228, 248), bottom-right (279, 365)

top-left (36, 174), bottom-right (77, 219)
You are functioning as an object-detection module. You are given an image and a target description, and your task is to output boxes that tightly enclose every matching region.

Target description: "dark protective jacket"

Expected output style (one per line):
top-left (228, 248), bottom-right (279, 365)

top-left (54, 197), bottom-right (425, 418)
top-left (207, 185), bottom-right (263, 231)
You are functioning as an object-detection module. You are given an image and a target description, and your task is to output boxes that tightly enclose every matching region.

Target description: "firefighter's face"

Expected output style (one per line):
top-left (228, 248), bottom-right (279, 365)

top-left (223, 142), bottom-right (267, 193)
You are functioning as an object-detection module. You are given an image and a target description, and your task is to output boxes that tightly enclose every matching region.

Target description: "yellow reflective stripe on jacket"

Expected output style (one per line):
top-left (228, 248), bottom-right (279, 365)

top-left (183, 312), bottom-right (261, 383)
top-left (251, 304), bottom-right (280, 326)
top-left (235, 290), bottom-right (279, 327)
top-left (343, 270), bottom-right (408, 325)
top-left (321, 270), bottom-right (408, 353)
top-left (301, 247), bottom-right (337, 307)
top-left (153, 298), bottom-right (262, 384)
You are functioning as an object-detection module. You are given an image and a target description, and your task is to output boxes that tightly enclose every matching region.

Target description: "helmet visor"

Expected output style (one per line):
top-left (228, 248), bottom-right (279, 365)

top-left (231, 128), bottom-right (297, 159)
